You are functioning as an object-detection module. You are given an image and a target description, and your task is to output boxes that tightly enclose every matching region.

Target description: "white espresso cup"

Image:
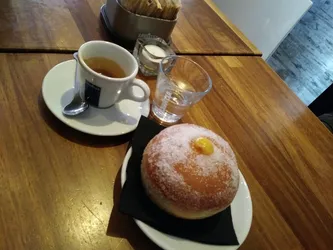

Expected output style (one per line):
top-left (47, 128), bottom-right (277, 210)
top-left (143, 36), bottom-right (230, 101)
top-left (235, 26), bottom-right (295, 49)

top-left (77, 40), bottom-right (150, 108)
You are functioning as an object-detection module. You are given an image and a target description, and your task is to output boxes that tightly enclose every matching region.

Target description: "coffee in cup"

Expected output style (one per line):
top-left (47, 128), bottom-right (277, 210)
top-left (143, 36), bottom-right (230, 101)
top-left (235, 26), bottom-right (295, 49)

top-left (83, 57), bottom-right (126, 78)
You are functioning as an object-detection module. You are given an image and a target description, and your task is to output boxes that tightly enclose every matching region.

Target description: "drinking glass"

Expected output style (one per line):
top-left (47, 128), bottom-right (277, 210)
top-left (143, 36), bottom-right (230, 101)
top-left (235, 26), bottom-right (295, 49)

top-left (152, 56), bottom-right (212, 123)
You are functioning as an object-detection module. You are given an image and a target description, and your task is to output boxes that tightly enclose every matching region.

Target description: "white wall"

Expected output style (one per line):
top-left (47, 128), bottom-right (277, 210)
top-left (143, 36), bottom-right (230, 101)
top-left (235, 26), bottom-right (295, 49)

top-left (213, 0), bottom-right (313, 60)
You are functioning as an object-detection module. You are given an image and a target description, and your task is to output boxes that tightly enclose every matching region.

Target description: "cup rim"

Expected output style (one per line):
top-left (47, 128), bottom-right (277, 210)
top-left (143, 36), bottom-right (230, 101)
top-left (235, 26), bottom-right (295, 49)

top-left (159, 55), bottom-right (212, 95)
top-left (77, 40), bottom-right (138, 82)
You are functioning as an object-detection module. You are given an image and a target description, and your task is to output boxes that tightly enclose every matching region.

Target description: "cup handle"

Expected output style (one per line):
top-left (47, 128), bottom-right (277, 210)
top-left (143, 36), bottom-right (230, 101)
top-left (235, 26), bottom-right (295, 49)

top-left (120, 79), bottom-right (150, 102)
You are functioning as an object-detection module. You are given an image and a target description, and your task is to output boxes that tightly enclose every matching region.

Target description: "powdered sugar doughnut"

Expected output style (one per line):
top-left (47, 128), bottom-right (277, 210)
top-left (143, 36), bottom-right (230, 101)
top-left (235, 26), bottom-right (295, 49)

top-left (141, 124), bottom-right (239, 219)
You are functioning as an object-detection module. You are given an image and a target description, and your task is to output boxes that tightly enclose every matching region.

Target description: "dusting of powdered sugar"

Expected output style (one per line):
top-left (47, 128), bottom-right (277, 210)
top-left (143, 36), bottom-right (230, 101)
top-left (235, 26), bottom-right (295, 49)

top-left (148, 124), bottom-right (238, 179)
top-left (142, 124), bottom-right (239, 211)
top-left (143, 124), bottom-right (240, 211)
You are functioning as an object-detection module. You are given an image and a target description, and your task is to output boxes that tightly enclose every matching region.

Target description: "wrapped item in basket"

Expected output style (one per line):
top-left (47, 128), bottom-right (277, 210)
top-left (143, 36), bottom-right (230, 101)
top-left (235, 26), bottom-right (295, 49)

top-left (144, 0), bottom-right (163, 16)
top-left (159, 0), bottom-right (181, 20)
top-left (120, 0), bottom-right (181, 20)
top-left (135, 0), bottom-right (161, 16)
top-left (170, 0), bottom-right (182, 19)
top-left (158, 0), bottom-right (170, 19)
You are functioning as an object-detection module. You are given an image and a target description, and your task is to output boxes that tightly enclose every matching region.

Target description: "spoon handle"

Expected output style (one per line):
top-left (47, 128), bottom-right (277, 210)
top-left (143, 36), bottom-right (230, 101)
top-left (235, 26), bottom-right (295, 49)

top-left (73, 52), bottom-right (80, 94)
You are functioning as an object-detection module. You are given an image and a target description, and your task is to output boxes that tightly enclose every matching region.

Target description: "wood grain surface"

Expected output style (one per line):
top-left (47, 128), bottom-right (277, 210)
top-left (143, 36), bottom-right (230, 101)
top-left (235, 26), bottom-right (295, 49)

top-left (0, 53), bottom-right (332, 250)
top-left (0, 0), bottom-right (260, 55)
top-left (0, 0), bottom-right (85, 51)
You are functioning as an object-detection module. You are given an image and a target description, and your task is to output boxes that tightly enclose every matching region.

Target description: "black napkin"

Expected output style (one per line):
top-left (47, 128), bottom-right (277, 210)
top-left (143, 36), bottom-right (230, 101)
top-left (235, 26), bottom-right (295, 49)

top-left (119, 116), bottom-right (239, 245)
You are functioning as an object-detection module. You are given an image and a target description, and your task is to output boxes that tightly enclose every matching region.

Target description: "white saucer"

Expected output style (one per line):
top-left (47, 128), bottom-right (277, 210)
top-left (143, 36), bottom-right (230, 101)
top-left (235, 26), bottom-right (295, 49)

top-left (42, 60), bottom-right (150, 136)
top-left (121, 147), bottom-right (253, 250)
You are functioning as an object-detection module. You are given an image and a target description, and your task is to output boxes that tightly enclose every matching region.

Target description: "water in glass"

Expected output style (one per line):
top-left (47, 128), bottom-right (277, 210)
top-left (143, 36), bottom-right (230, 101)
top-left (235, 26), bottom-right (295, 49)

top-left (151, 56), bottom-right (212, 124)
top-left (152, 79), bottom-right (195, 123)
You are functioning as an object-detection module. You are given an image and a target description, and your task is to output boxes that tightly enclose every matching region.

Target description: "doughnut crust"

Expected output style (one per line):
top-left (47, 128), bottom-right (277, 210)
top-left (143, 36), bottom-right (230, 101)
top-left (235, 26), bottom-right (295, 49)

top-left (141, 124), bottom-right (239, 219)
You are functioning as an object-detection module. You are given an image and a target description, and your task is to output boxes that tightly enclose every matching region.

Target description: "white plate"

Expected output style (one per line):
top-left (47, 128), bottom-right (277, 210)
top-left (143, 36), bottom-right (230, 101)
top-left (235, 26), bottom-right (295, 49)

top-left (121, 147), bottom-right (253, 250)
top-left (42, 60), bottom-right (150, 136)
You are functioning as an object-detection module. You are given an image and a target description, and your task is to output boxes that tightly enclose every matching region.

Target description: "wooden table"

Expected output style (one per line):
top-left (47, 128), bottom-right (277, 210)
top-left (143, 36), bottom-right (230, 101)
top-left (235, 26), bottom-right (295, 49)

top-left (0, 54), bottom-right (332, 250)
top-left (0, 0), bottom-right (260, 55)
